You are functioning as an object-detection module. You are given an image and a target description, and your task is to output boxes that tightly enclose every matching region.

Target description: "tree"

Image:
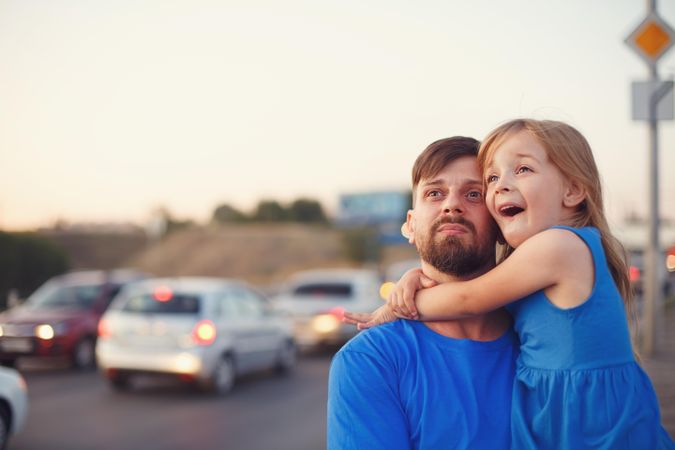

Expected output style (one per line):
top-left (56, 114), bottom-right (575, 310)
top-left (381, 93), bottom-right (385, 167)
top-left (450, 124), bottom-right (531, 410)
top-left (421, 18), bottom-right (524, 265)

top-left (288, 199), bottom-right (327, 223)
top-left (253, 200), bottom-right (288, 222)
top-left (0, 232), bottom-right (70, 310)
top-left (211, 203), bottom-right (248, 224)
top-left (154, 206), bottom-right (195, 234)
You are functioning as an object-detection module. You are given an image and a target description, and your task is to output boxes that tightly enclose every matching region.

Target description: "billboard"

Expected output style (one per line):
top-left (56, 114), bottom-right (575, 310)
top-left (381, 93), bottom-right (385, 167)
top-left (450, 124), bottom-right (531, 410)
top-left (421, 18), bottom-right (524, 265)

top-left (336, 191), bottom-right (410, 227)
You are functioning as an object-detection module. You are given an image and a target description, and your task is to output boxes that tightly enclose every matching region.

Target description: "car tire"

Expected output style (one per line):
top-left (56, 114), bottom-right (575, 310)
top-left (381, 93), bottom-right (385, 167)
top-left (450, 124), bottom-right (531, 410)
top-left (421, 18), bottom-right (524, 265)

top-left (0, 359), bottom-right (16, 369)
top-left (275, 340), bottom-right (296, 375)
top-left (0, 403), bottom-right (10, 450)
top-left (204, 355), bottom-right (235, 396)
top-left (107, 372), bottom-right (131, 391)
top-left (72, 337), bottom-right (96, 370)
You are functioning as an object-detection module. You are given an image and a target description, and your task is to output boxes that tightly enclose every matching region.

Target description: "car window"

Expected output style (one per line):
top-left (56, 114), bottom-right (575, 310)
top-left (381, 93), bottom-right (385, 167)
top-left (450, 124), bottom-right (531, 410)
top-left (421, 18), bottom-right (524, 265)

top-left (102, 285), bottom-right (123, 307)
top-left (232, 288), bottom-right (265, 318)
top-left (213, 292), bottom-right (241, 319)
top-left (26, 284), bottom-right (103, 310)
top-left (292, 283), bottom-right (353, 298)
top-left (120, 293), bottom-right (201, 314)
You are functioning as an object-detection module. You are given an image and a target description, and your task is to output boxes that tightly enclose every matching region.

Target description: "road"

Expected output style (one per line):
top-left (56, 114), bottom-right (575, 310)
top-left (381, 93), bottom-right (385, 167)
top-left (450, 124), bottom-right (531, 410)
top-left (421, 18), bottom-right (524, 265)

top-left (10, 353), bottom-right (332, 450)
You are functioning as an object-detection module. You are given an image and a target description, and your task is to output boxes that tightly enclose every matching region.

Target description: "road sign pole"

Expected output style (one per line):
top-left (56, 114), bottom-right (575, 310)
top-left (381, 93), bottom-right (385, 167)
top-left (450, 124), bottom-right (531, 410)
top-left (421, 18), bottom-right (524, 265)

top-left (643, 81), bottom-right (660, 356)
top-left (625, 0), bottom-right (675, 356)
top-left (643, 0), bottom-right (662, 357)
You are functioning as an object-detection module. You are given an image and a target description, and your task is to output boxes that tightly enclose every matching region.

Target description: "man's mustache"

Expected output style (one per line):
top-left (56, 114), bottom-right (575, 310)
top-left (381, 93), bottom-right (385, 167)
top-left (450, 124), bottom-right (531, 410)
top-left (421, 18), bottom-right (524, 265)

top-left (432, 217), bottom-right (476, 235)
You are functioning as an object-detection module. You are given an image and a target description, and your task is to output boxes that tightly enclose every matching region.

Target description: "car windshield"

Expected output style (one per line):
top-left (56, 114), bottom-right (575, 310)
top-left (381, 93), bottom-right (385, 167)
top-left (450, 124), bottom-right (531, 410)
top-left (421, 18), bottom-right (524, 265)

top-left (119, 293), bottom-right (201, 314)
top-left (26, 283), bottom-right (103, 310)
top-left (292, 283), bottom-right (352, 298)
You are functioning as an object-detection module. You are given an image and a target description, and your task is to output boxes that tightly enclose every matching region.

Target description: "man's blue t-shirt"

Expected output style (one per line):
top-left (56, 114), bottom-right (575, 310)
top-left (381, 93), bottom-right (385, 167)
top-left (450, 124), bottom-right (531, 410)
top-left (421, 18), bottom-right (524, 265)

top-left (327, 320), bottom-right (518, 450)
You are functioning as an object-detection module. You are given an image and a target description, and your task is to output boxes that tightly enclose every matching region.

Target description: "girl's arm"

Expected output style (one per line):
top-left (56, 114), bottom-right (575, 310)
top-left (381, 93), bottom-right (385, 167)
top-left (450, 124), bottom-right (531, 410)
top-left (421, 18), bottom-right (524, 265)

top-left (343, 304), bottom-right (400, 330)
top-left (411, 228), bottom-right (583, 321)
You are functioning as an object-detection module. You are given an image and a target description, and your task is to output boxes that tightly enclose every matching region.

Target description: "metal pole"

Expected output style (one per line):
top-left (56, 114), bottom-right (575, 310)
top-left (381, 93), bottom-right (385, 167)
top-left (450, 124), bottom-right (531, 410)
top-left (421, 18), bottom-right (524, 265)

top-left (643, 0), bottom-right (661, 356)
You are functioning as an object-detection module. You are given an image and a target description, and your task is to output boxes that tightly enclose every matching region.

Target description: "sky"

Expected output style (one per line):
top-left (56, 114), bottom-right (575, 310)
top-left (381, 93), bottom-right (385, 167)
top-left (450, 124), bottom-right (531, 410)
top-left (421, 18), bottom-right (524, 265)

top-left (1, 0), bottom-right (675, 231)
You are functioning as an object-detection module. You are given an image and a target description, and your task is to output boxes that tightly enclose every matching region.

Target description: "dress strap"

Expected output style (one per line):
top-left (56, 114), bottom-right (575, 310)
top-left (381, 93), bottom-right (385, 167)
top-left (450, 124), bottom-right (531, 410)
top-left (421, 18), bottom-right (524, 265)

top-left (548, 225), bottom-right (607, 293)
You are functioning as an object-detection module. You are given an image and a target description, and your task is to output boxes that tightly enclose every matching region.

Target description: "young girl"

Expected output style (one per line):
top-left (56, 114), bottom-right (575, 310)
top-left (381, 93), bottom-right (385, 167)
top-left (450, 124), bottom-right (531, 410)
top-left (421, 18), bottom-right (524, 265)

top-left (345, 119), bottom-right (674, 449)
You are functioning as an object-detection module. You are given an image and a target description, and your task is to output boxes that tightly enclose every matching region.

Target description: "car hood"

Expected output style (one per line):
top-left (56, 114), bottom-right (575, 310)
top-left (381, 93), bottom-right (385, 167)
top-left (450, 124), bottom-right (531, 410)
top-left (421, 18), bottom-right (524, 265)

top-left (0, 306), bottom-right (86, 324)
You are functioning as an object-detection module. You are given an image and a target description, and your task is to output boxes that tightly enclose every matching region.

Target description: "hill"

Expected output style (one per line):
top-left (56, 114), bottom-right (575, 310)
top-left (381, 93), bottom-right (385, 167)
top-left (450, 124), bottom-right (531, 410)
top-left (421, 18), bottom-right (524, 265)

top-left (41, 224), bottom-right (418, 287)
top-left (129, 224), bottom-right (357, 285)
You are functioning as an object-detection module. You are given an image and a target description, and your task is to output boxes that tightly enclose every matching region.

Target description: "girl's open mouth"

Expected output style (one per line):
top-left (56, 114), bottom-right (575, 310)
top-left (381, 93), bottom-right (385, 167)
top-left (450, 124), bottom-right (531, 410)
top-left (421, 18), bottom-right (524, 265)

top-left (499, 205), bottom-right (524, 217)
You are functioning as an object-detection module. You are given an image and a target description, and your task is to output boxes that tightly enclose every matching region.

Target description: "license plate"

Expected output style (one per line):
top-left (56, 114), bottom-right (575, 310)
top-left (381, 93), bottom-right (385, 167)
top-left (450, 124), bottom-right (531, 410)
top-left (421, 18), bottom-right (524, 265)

top-left (1, 338), bottom-right (33, 353)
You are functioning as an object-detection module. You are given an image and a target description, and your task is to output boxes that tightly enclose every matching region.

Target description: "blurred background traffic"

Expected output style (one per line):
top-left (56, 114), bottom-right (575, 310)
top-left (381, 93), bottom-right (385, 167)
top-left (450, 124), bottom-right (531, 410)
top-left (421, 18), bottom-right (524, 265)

top-left (2, 0), bottom-right (675, 449)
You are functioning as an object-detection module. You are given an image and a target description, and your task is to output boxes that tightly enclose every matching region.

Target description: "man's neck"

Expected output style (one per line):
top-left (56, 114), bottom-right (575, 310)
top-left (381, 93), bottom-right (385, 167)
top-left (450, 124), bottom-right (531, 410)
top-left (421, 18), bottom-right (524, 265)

top-left (419, 260), bottom-right (511, 341)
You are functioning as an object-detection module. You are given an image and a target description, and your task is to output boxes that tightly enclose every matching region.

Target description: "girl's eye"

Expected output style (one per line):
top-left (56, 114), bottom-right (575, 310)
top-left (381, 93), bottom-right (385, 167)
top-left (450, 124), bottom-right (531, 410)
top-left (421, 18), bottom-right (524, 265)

top-left (486, 174), bottom-right (498, 184)
top-left (516, 166), bottom-right (532, 174)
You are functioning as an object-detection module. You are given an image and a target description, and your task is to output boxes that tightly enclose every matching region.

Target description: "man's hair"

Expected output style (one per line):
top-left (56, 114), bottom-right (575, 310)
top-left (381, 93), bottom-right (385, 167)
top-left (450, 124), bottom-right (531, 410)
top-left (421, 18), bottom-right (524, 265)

top-left (411, 136), bottom-right (479, 204)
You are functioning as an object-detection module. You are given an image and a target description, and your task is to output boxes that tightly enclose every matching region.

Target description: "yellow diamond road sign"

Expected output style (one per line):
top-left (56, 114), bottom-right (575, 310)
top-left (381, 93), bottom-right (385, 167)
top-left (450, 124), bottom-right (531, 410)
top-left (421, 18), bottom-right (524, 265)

top-left (625, 12), bottom-right (675, 67)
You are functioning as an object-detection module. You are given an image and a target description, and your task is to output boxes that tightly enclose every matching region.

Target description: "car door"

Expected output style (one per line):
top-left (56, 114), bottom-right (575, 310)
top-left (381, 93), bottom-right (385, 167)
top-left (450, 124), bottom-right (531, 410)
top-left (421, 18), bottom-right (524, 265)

top-left (230, 287), bottom-right (282, 371)
top-left (211, 290), bottom-right (251, 374)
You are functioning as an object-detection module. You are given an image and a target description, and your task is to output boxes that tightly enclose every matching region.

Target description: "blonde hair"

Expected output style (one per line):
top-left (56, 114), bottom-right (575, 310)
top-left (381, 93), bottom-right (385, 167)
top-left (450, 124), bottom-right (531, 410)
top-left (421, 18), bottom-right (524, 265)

top-left (478, 119), bottom-right (636, 328)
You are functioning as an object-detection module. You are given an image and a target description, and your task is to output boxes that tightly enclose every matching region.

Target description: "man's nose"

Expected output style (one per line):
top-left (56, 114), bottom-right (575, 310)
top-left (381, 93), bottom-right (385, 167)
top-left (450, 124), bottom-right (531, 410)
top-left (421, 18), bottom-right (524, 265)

top-left (442, 193), bottom-right (464, 215)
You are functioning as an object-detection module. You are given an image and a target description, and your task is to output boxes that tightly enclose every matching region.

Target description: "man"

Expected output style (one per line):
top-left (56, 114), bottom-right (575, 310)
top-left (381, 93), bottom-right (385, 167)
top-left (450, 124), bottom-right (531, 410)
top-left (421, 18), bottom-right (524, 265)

top-left (327, 137), bottom-right (518, 449)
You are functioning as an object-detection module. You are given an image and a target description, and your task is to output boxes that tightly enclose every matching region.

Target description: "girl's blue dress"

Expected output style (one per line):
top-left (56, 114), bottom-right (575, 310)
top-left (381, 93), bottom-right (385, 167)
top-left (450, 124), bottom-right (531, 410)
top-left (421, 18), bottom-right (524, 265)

top-left (508, 226), bottom-right (674, 449)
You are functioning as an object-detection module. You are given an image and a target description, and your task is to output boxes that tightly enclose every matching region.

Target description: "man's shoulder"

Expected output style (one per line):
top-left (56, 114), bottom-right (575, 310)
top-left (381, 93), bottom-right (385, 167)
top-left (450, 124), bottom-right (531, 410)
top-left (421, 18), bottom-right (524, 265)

top-left (337, 320), bottom-right (416, 360)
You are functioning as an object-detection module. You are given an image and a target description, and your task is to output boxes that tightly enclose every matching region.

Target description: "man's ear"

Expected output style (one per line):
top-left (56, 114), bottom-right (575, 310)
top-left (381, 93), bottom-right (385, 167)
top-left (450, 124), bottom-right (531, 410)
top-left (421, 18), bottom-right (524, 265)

top-left (563, 180), bottom-right (586, 208)
top-left (404, 210), bottom-right (415, 244)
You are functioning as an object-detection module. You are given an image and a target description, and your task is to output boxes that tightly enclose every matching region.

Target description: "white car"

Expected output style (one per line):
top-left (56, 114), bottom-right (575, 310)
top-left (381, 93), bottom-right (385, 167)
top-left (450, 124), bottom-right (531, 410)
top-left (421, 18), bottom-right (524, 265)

top-left (0, 366), bottom-right (28, 450)
top-left (274, 269), bottom-right (383, 350)
top-left (96, 277), bottom-right (296, 395)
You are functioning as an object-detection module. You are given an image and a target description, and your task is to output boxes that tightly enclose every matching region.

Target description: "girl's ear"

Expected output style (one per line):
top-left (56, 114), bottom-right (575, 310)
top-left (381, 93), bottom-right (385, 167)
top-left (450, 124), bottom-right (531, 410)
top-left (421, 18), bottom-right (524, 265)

top-left (404, 210), bottom-right (415, 244)
top-left (563, 180), bottom-right (586, 208)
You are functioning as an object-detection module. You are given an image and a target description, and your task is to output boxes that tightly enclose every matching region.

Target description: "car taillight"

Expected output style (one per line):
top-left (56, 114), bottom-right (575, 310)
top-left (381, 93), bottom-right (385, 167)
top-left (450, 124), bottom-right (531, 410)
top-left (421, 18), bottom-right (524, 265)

top-left (327, 307), bottom-right (345, 320)
top-left (98, 318), bottom-right (112, 339)
top-left (154, 285), bottom-right (173, 302)
top-left (629, 266), bottom-right (640, 283)
top-left (192, 320), bottom-right (216, 346)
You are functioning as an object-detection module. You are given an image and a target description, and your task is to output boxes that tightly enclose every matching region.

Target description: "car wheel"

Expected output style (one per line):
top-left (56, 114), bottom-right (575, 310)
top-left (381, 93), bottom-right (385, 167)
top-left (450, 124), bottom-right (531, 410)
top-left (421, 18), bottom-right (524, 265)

top-left (275, 340), bottom-right (296, 375)
top-left (204, 355), bottom-right (235, 395)
top-left (0, 403), bottom-right (10, 450)
top-left (107, 373), bottom-right (132, 392)
top-left (72, 337), bottom-right (96, 370)
top-left (0, 359), bottom-right (16, 369)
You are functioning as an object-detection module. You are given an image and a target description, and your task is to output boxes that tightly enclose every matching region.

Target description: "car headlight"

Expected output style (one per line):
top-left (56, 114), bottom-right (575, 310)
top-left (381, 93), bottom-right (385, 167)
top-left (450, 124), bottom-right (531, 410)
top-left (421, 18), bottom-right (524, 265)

top-left (311, 314), bottom-right (341, 334)
top-left (35, 324), bottom-right (55, 340)
top-left (0, 325), bottom-right (4, 337)
top-left (380, 282), bottom-right (396, 301)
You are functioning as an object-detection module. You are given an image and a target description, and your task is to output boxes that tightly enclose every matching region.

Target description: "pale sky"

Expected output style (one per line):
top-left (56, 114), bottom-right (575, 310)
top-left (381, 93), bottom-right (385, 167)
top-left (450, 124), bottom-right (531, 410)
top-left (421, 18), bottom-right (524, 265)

top-left (1, 0), bottom-right (675, 231)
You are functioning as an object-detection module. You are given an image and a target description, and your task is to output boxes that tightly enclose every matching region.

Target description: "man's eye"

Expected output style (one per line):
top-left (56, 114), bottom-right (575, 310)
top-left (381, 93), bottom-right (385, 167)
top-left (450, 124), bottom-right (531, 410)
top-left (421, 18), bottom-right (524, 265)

top-left (486, 175), bottom-right (498, 183)
top-left (427, 190), bottom-right (442, 198)
top-left (467, 191), bottom-right (483, 200)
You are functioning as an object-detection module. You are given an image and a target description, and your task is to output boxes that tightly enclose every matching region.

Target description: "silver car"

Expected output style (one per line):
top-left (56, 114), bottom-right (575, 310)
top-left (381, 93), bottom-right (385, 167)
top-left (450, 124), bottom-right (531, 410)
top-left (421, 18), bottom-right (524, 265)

top-left (274, 269), bottom-right (383, 350)
top-left (0, 366), bottom-right (28, 450)
top-left (96, 277), bottom-right (296, 395)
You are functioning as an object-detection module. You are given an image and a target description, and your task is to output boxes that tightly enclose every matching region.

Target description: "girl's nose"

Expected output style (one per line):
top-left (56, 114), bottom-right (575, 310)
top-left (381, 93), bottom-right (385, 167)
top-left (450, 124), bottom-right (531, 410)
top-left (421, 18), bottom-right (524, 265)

top-left (494, 176), bottom-right (512, 194)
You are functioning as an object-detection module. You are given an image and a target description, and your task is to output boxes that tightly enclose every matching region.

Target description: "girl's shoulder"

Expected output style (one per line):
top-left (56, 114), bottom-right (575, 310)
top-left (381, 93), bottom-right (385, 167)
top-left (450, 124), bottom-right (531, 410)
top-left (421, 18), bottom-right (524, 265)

top-left (521, 227), bottom-right (594, 263)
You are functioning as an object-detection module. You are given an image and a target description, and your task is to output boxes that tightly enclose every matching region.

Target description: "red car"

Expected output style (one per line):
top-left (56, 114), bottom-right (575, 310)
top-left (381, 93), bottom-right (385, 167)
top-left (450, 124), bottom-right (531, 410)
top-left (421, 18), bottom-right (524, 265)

top-left (0, 270), bottom-right (146, 369)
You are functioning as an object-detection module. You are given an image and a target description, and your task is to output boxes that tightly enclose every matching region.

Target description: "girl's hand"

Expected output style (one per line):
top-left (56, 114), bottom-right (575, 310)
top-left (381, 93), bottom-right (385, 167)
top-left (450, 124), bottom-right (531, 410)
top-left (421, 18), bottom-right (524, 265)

top-left (343, 305), bottom-right (400, 330)
top-left (388, 268), bottom-right (438, 319)
top-left (342, 311), bottom-right (375, 326)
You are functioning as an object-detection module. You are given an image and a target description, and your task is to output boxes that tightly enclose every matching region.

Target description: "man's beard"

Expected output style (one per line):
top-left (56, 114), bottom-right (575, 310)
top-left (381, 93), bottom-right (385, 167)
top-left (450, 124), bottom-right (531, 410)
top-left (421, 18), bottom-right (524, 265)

top-left (417, 217), bottom-right (495, 277)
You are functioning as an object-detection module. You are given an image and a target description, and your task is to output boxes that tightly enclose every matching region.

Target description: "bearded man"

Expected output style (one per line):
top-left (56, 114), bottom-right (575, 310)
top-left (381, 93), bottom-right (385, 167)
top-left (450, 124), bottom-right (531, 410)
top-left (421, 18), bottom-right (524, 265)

top-left (327, 137), bottom-right (518, 450)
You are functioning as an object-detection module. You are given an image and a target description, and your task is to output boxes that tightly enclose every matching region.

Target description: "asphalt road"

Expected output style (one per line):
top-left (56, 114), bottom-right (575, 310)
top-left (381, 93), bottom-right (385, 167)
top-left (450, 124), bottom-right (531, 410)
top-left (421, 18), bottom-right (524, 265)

top-left (10, 353), bottom-right (333, 450)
